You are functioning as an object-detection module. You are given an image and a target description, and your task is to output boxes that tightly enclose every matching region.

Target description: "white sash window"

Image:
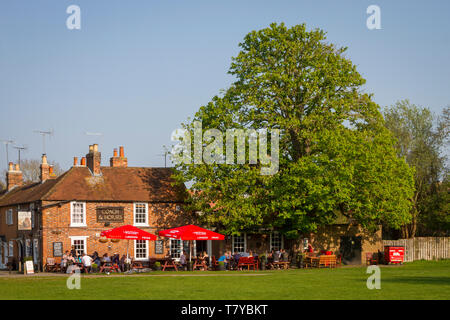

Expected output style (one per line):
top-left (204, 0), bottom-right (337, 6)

top-left (70, 202), bottom-right (86, 227)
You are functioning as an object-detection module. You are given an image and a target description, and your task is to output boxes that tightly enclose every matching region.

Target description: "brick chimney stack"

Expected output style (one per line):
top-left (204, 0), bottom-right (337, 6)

top-left (49, 165), bottom-right (57, 179)
top-left (110, 146), bottom-right (128, 168)
top-left (86, 144), bottom-right (101, 175)
top-left (6, 162), bottom-right (23, 191)
top-left (40, 154), bottom-right (50, 182)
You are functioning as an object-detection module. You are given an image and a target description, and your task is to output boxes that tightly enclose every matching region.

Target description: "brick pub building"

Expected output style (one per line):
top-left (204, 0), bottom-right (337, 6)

top-left (0, 144), bottom-right (382, 270)
top-left (0, 144), bottom-right (191, 271)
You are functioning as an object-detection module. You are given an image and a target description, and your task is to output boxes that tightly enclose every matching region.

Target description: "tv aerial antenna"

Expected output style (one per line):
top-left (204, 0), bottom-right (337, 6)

top-left (156, 145), bottom-right (170, 168)
top-left (0, 139), bottom-right (15, 166)
top-left (34, 129), bottom-right (53, 155)
top-left (85, 132), bottom-right (103, 137)
top-left (85, 132), bottom-right (103, 145)
top-left (12, 145), bottom-right (28, 166)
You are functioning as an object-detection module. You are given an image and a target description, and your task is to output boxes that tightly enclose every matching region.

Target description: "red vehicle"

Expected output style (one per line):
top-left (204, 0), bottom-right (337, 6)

top-left (384, 246), bottom-right (405, 264)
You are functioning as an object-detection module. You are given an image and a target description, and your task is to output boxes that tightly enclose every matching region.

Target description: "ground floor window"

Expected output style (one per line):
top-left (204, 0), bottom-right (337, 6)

top-left (232, 234), bottom-right (246, 253)
top-left (270, 232), bottom-right (283, 251)
top-left (70, 236), bottom-right (87, 255)
top-left (134, 240), bottom-right (148, 260)
top-left (170, 239), bottom-right (182, 259)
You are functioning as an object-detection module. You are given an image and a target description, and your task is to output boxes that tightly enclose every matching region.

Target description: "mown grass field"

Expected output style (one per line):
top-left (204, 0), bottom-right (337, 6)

top-left (0, 260), bottom-right (448, 300)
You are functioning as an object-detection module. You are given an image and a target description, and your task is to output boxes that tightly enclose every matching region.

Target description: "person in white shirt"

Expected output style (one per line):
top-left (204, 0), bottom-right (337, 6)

top-left (180, 251), bottom-right (187, 270)
top-left (82, 253), bottom-right (93, 273)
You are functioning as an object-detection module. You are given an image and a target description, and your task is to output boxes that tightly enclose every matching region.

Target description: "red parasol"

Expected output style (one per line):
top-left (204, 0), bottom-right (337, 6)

top-left (158, 225), bottom-right (225, 262)
top-left (101, 225), bottom-right (157, 240)
top-left (101, 225), bottom-right (157, 259)
top-left (158, 224), bottom-right (225, 241)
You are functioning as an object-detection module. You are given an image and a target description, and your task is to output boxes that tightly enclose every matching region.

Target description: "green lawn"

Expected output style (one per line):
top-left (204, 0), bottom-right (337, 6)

top-left (0, 260), bottom-right (449, 300)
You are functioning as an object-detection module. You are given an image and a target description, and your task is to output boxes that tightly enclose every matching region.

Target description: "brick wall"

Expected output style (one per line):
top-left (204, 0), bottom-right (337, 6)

top-left (40, 200), bottom-right (189, 267)
top-left (309, 224), bottom-right (383, 264)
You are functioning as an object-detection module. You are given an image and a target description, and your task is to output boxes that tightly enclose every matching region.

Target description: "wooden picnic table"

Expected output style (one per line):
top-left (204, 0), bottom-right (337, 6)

top-left (162, 258), bottom-right (178, 271)
top-left (305, 256), bottom-right (320, 268)
top-left (193, 258), bottom-right (208, 271)
top-left (99, 262), bottom-right (120, 273)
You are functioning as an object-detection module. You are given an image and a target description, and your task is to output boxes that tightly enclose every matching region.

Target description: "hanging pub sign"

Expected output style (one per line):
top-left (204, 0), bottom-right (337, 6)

top-left (96, 207), bottom-right (124, 223)
top-left (53, 242), bottom-right (63, 257)
top-left (155, 240), bottom-right (164, 254)
top-left (18, 211), bottom-right (32, 231)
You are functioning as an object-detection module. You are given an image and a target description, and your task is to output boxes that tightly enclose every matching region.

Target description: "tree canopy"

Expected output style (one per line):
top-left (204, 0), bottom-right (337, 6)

top-left (384, 101), bottom-right (449, 237)
top-left (173, 23), bottom-right (415, 237)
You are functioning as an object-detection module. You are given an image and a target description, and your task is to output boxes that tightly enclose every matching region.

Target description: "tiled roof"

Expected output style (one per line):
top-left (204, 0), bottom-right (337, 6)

top-left (0, 177), bottom-right (62, 207)
top-left (0, 167), bottom-right (185, 206)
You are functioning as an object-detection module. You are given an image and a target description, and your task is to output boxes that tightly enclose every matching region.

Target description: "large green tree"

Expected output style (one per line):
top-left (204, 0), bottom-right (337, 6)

top-left (384, 101), bottom-right (449, 237)
top-left (173, 23), bottom-right (414, 237)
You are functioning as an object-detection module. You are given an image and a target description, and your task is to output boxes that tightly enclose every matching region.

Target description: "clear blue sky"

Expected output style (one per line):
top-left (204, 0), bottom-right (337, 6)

top-left (1, 0), bottom-right (449, 170)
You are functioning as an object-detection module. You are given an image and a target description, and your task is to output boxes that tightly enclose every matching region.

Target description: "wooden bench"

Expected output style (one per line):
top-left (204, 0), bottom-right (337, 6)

top-left (272, 261), bottom-right (290, 269)
top-left (44, 258), bottom-right (61, 272)
top-left (132, 261), bottom-right (144, 270)
top-left (237, 257), bottom-right (257, 270)
top-left (318, 255), bottom-right (337, 268)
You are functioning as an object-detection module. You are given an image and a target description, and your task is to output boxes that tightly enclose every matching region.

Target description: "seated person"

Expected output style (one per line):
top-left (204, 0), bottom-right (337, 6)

top-left (119, 254), bottom-right (127, 272)
top-left (233, 252), bottom-right (241, 268)
top-left (102, 253), bottom-right (111, 263)
top-left (280, 249), bottom-right (289, 262)
top-left (273, 250), bottom-right (281, 262)
top-left (218, 252), bottom-right (228, 269)
top-left (82, 253), bottom-right (93, 273)
top-left (200, 251), bottom-right (209, 265)
top-left (61, 250), bottom-right (69, 272)
top-left (179, 251), bottom-right (187, 270)
top-left (91, 251), bottom-right (101, 266)
top-left (112, 253), bottom-right (120, 265)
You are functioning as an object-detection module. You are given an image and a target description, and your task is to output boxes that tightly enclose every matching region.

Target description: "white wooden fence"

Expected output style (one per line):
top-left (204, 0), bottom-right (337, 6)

top-left (383, 237), bottom-right (450, 262)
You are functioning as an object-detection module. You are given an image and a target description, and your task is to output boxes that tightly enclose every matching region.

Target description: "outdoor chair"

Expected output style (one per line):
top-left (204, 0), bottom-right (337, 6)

top-left (366, 252), bottom-right (378, 265)
top-left (44, 258), bottom-right (60, 272)
top-left (211, 256), bottom-right (219, 270)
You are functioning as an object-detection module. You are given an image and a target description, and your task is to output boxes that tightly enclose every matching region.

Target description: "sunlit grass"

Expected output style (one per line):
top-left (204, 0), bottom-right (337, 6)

top-left (0, 260), bottom-right (448, 300)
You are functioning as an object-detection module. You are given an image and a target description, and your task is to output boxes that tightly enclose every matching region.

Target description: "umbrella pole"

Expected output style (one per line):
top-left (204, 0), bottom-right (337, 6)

top-left (189, 240), bottom-right (192, 263)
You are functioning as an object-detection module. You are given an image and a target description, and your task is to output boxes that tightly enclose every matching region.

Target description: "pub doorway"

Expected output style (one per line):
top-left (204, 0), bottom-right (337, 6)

top-left (196, 240), bottom-right (207, 256)
top-left (339, 236), bottom-right (362, 265)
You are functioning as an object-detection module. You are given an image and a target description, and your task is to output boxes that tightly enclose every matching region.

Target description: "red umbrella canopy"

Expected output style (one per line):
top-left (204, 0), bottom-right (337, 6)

top-left (158, 225), bottom-right (225, 241)
top-left (101, 225), bottom-right (157, 241)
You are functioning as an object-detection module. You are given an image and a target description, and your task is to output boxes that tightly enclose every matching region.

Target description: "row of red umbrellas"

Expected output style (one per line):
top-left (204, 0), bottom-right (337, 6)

top-left (100, 224), bottom-right (224, 261)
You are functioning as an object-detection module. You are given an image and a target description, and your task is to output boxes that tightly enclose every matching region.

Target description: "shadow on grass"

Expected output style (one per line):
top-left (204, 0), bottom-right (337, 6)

top-left (380, 276), bottom-right (450, 286)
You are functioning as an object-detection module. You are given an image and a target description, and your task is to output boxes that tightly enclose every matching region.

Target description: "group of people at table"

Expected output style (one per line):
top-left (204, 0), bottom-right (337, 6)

top-left (60, 245), bottom-right (132, 273)
top-left (59, 245), bottom-right (293, 273)
top-left (164, 248), bottom-right (290, 271)
top-left (216, 249), bottom-right (289, 270)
